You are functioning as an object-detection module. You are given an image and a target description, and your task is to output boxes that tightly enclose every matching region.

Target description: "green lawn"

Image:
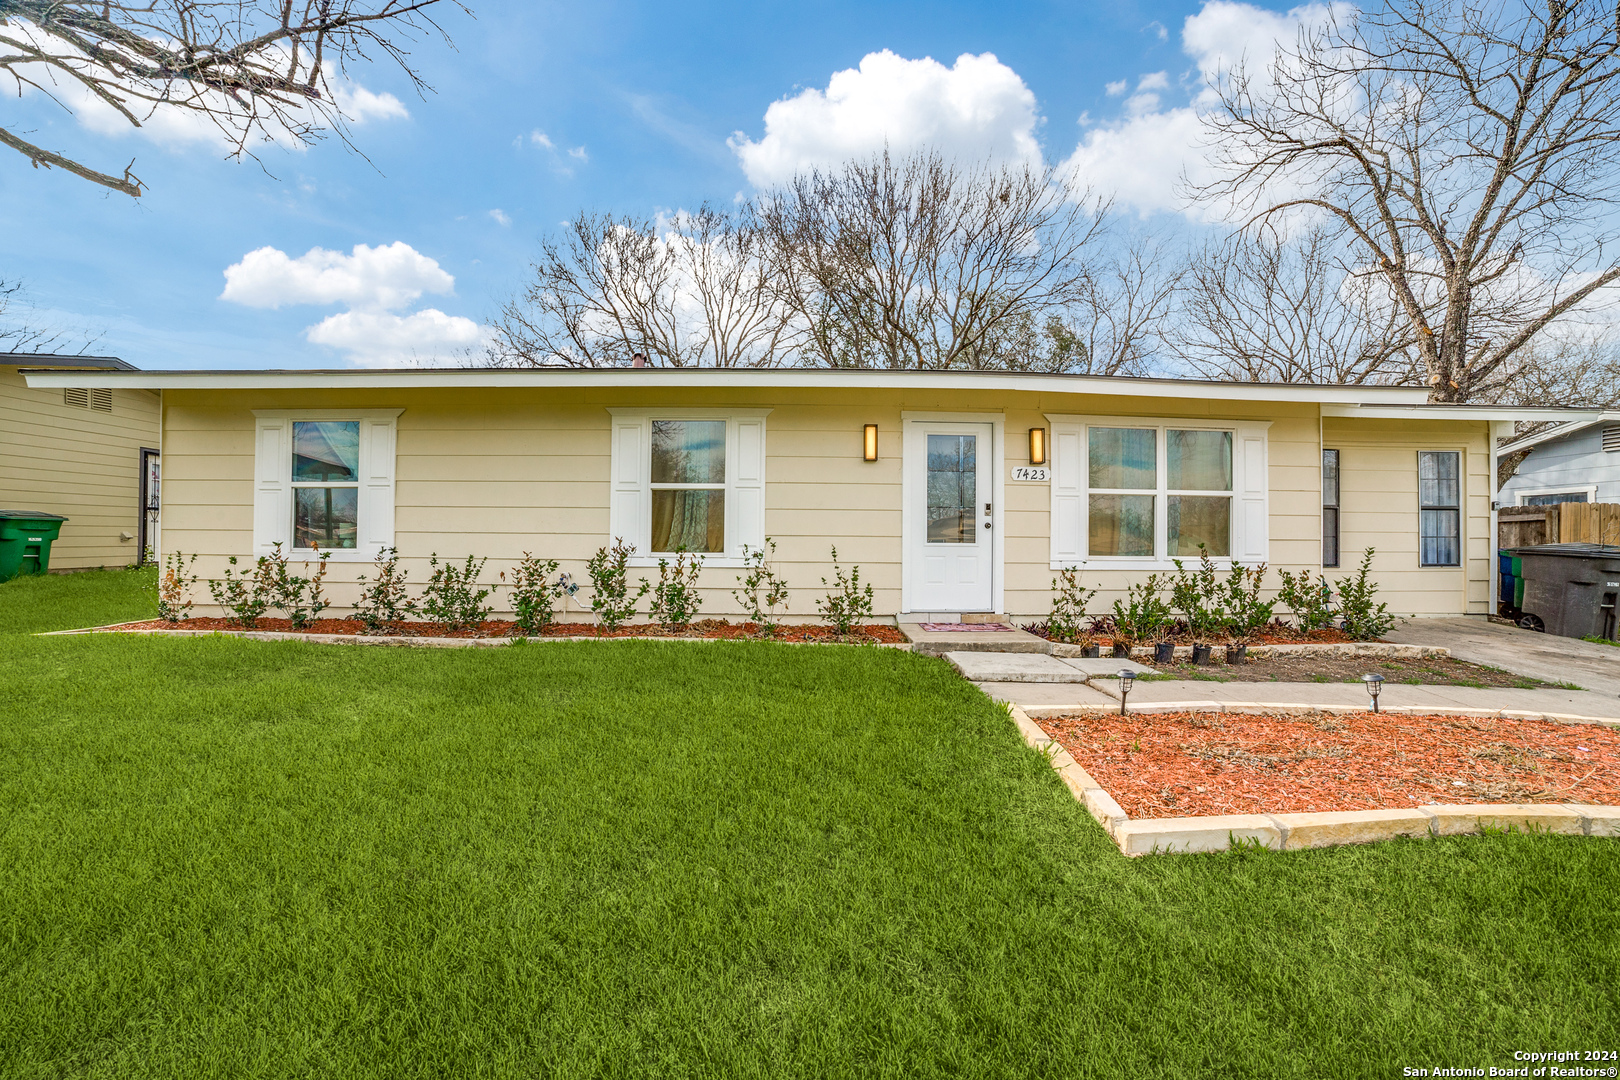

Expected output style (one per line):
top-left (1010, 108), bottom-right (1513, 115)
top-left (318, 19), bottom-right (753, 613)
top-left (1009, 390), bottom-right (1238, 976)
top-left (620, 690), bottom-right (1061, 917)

top-left (2, 570), bottom-right (1617, 1078)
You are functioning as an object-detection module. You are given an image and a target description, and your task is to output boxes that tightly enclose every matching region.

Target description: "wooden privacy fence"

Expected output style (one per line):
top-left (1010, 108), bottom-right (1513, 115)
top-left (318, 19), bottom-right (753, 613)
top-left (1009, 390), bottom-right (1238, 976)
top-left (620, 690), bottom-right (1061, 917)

top-left (1498, 502), bottom-right (1620, 549)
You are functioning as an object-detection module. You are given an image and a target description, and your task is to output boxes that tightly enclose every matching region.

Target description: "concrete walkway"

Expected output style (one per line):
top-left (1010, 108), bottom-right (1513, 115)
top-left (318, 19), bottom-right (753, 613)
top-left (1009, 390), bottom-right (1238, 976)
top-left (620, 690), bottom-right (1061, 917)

top-left (1386, 617), bottom-right (1620, 698)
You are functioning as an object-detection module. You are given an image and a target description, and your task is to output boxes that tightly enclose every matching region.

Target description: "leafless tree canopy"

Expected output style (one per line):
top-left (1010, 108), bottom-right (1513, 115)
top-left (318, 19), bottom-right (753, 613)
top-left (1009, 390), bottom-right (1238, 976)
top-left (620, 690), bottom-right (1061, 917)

top-left (1168, 225), bottom-right (1417, 384)
top-left (491, 206), bottom-right (799, 368)
top-left (754, 151), bottom-right (1112, 370)
top-left (0, 276), bottom-right (99, 352)
top-left (0, 0), bottom-right (464, 196)
top-left (1193, 0), bottom-right (1620, 402)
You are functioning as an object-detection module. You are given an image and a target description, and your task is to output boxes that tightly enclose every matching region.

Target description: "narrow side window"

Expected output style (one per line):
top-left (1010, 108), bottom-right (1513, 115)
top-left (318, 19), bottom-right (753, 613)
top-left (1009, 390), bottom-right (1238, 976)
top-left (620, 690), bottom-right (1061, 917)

top-left (1418, 450), bottom-right (1461, 567)
top-left (1322, 449), bottom-right (1340, 568)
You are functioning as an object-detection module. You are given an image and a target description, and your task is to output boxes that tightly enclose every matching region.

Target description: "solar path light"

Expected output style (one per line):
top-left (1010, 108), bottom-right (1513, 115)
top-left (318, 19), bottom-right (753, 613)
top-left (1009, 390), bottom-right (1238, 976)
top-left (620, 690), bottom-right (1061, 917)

top-left (1118, 669), bottom-right (1136, 716)
top-left (1362, 672), bottom-right (1385, 713)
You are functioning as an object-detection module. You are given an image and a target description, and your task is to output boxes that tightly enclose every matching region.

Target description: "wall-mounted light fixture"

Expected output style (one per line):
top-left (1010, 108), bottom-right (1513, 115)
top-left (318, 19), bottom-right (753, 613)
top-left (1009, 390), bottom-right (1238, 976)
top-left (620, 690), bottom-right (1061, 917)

top-left (863, 424), bottom-right (879, 462)
top-left (1028, 427), bottom-right (1047, 466)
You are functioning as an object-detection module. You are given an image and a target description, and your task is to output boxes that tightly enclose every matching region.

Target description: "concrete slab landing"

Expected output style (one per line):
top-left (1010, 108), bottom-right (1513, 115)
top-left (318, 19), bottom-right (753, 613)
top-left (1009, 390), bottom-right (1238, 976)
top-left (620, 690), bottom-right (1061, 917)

top-left (944, 651), bottom-right (1088, 682)
top-left (900, 622), bottom-right (1051, 656)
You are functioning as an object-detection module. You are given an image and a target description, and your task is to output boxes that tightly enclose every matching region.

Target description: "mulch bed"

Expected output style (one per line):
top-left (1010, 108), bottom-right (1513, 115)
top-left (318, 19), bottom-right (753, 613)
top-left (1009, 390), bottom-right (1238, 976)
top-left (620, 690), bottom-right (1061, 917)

top-left (1026, 623), bottom-right (1362, 647)
top-left (1147, 654), bottom-right (1558, 689)
top-left (104, 617), bottom-right (907, 644)
top-left (1038, 711), bottom-right (1620, 817)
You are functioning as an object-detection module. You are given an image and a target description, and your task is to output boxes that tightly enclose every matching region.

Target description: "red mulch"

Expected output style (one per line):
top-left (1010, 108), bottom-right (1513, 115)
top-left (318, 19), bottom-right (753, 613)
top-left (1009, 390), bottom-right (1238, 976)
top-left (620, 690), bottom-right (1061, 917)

top-left (107, 616), bottom-right (906, 644)
top-left (1038, 711), bottom-right (1620, 817)
top-left (1029, 624), bottom-right (1362, 646)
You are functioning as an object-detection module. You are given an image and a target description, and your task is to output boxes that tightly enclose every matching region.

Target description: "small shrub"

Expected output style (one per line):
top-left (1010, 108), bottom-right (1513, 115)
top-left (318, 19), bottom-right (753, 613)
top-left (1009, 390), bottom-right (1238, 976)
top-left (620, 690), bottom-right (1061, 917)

top-left (1276, 568), bottom-right (1335, 632)
top-left (1336, 547), bottom-right (1397, 640)
top-left (1111, 573), bottom-right (1173, 644)
top-left (732, 539), bottom-right (790, 635)
top-left (1047, 567), bottom-right (1097, 644)
top-left (208, 555), bottom-right (271, 628)
top-left (351, 546), bottom-right (417, 633)
top-left (1170, 547), bottom-right (1226, 643)
top-left (650, 549), bottom-right (704, 631)
top-left (506, 553), bottom-right (563, 635)
top-left (259, 542), bottom-right (333, 629)
top-left (157, 551), bottom-right (199, 623)
top-left (421, 553), bottom-right (496, 633)
top-left (816, 546), bottom-right (875, 638)
top-left (587, 538), bottom-right (646, 631)
top-left (1218, 561), bottom-right (1274, 643)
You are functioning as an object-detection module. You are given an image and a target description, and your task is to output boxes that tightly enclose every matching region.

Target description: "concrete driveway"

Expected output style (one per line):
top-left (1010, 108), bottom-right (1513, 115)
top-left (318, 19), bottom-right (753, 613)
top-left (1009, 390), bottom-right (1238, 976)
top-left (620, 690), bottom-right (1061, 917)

top-left (1386, 617), bottom-right (1620, 698)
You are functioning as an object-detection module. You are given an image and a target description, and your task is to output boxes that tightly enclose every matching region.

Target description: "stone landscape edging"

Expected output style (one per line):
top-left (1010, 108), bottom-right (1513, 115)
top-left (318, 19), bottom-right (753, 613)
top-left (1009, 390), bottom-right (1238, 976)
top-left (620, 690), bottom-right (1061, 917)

top-left (41, 626), bottom-right (913, 649)
top-left (1006, 702), bottom-right (1620, 856)
top-left (1048, 641), bottom-right (1450, 660)
top-left (1015, 700), bottom-right (1620, 728)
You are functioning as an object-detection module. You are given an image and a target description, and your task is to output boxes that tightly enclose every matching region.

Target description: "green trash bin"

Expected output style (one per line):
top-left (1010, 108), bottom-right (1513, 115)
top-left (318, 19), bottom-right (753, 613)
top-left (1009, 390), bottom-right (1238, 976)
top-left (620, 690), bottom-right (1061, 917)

top-left (0, 511), bottom-right (67, 583)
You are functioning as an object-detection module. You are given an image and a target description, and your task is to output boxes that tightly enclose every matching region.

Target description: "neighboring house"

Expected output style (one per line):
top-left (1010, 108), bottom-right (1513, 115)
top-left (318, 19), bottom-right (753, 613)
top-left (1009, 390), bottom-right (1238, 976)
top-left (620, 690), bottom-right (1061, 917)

top-left (1498, 412), bottom-right (1620, 506)
top-left (21, 365), bottom-right (1592, 619)
top-left (2, 354), bottom-right (161, 570)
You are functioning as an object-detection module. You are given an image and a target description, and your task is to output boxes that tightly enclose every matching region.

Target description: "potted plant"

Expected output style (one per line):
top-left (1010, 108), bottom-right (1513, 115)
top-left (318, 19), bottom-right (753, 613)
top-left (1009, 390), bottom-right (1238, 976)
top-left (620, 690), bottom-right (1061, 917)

top-left (1079, 616), bottom-right (1105, 657)
top-left (1220, 561), bottom-right (1274, 665)
top-left (1171, 548), bottom-right (1225, 665)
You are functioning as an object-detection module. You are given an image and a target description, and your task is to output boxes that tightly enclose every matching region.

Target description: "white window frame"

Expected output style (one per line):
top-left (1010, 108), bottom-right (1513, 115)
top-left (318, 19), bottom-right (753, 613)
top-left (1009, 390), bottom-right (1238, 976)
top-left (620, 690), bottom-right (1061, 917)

top-left (251, 408), bottom-right (402, 562)
top-left (1514, 485), bottom-right (1597, 506)
top-left (607, 407), bottom-right (769, 568)
top-left (1046, 413), bottom-right (1271, 570)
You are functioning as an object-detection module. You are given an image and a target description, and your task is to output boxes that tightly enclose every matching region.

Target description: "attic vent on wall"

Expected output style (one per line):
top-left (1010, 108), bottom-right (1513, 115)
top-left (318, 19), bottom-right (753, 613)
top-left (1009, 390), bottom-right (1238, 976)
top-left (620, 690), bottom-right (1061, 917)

top-left (63, 387), bottom-right (112, 412)
top-left (1604, 426), bottom-right (1620, 453)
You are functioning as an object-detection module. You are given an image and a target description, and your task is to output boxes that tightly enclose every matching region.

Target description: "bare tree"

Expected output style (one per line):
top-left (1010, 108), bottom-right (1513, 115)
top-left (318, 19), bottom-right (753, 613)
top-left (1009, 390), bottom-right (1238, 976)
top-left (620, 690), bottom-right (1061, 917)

top-left (1193, 0), bottom-right (1620, 402)
top-left (1069, 231), bottom-right (1182, 376)
top-left (0, 276), bottom-right (100, 352)
top-left (490, 206), bottom-right (799, 368)
top-left (1168, 225), bottom-right (1416, 384)
top-left (754, 149), bottom-right (1111, 370)
top-left (0, 0), bottom-right (465, 197)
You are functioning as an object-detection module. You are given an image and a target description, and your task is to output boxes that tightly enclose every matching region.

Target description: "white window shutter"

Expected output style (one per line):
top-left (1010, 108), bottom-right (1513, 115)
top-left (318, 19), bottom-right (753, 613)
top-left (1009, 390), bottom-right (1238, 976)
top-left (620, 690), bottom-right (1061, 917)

top-left (253, 417), bottom-right (291, 554)
top-left (732, 417), bottom-right (766, 554)
top-left (1051, 424), bottom-right (1083, 563)
top-left (1236, 429), bottom-right (1269, 563)
top-left (609, 419), bottom-right (646, 552)
top-left (358, 417), bottom-right (396, 554)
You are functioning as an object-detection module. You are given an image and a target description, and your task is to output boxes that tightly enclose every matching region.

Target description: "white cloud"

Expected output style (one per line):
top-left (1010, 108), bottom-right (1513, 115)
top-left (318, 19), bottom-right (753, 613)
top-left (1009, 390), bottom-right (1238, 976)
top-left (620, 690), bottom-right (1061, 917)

top-left (568, 146), bottom-right (589, 161)
top-left (1061, 0), bottom-right (1344, 219)
top-left (332, 83), bottom-right (410, 124)
top-left (489, 209), bottom-right (512, 226)
top-left (529, 129), bottom-right (555, 149)
top-left (220, 242), bottom-right (455, 311)
top-left (305, 309), bottom-right (488, 367)
top-left (1145, 20), bottom-right (1170, 42)
top-left (1105, 79), bottom-right (1128, 96)
top-left (730, 49), bottom-right (1042, 186)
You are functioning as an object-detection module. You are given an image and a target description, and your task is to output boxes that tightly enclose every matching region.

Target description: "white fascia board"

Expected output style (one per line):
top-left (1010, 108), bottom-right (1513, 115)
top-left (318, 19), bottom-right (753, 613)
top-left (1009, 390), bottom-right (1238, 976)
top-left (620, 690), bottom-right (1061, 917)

top-left (1497, 412), bottom-right (1620, 455)
top-left (18, 366), bottom-right (1435, 405)
top-left (1320, 403), bottom-right (1606, 422)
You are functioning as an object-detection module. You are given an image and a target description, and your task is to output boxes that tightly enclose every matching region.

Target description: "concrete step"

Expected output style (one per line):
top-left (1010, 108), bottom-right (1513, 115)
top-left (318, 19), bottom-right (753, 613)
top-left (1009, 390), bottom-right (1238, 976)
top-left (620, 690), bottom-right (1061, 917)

top-left (944, 651), bottom-right (1086, 682)
top-left (899, 622), bottom-right (1052, 656)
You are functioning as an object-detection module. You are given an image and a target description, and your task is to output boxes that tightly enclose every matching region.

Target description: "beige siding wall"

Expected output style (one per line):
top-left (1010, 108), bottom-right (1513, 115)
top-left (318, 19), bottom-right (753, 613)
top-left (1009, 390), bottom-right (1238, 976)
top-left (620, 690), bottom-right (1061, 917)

top-left (0, 367), bottom-right (160, 569)
top-left (160, 386), bottom-right (1489, 621)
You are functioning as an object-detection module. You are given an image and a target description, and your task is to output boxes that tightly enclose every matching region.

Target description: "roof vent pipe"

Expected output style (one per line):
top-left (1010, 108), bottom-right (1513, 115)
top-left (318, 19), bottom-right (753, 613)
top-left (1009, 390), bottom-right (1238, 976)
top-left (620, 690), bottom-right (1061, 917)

top-left (631, 352), bottom-right (647, 368)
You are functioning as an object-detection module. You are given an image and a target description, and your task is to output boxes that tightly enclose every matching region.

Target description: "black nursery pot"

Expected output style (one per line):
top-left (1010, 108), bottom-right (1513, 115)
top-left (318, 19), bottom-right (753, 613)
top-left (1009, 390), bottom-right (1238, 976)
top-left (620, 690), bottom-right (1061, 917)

top-left (1154, 641), bottom-right (1175, 664)
top-left (1190, 643), bottom-right (1213, 666)
top-left (1080, 643), bottom-right (1101, 658)
top-left (1111, 641), bottom-right (1131, 658)
top-left (1225, 643), bottom-right (1248, 665)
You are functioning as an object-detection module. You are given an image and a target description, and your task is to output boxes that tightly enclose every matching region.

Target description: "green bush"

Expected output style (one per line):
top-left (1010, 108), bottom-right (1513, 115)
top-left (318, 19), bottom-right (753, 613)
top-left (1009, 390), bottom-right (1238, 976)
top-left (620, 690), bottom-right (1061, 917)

top-left (1218, 561), bottom-right (1274, 643)
top-left (350, 547), bottom-right (417, 634)
top-left (1336, 547), bottom-right (1397, 640)
top-left (207, 555), bottom-right (270, 628)
top-left (816, 546), bottom-right (874, 638)
top-left (1047, 567), bottom-right (1097, 643)
top-left (156, 551), bottom-right (199, 623)
top-left (1111, 573), bottom-right (1173, 644)
top-left (587, 539), bottom-right (645, 631)
top-left (732, 539), bottom-right (790, 636)
top-left (1276, 568), bottom-right (1335, 632)
top-left (650, 550), bottom-right (704, 631)
top-left (422, 553), bottom-right (495, 633)
top-left (507, 552), bottom-right (563, 635)
top-left (1170, 547), bottom-right (1226, 643)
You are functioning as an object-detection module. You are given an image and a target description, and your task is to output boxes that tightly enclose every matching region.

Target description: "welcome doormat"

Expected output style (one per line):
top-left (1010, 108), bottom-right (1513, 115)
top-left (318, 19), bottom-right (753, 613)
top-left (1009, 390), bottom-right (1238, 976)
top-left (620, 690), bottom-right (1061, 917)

top-left (916, 623), bottom-right (1017, 632)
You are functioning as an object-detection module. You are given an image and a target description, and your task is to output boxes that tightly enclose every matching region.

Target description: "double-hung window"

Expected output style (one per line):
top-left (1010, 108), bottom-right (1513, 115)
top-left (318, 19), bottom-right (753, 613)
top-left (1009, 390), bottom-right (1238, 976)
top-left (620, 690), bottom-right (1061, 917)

top-left (1418, 451), bottom-right (1461, 567)
top-left (609, 409), bottom-right (768, 566)
top-left (1049, 415), bottom-right (1269, 568)
top-left (252, 409), bottom-right (401, 561)
top-left (1322, 449), bottom-right (1340, 568)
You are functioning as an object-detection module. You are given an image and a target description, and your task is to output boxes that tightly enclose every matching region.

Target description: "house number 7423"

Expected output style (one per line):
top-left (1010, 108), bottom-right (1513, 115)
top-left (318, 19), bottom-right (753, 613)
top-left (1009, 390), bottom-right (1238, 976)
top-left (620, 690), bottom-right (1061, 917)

top-left (1011, 466), bottom-right (1049, 482)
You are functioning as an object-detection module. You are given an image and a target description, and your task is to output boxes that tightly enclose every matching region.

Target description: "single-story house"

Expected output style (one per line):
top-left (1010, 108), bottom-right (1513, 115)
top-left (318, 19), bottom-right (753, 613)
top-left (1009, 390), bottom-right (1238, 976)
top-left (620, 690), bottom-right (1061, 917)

top-left (18, 365), bottom-right (1596, 620)
top-left (1498, 412), bottom-right (1620, 506)
top-left (3, 354), bottom-right (162, 569)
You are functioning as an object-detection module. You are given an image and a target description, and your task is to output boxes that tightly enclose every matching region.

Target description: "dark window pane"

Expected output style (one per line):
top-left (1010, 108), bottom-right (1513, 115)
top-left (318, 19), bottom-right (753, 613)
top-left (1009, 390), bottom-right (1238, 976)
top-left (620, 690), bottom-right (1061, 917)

top-left (651, 489), bottom-right (725, 552)
top-left (1089, 428), bottom-right (1156, 490)
top-left (1167, 430), bottom-right (1232, 491)
top-left (1168, 495), bottom-right (1231, 556)
top-left (1323, 507), bottom-right (1340, 567)
top-left (926, 434), bottom-right (977, 544)
top-left (293, 421), bottom-right (360, 481)
top-left (1420, 508), bottom-right (1460, 566)
top-left (1524, 492), bottom-right (1588, 505)
top-left (651, 421), bottom-right (726, 484)
top-left (1418, 451), bottom-right (1459, 509)
top-left (1089, 494), bottom-right (1155, 556)
top-left (293, 487), bottom-right (358, 549)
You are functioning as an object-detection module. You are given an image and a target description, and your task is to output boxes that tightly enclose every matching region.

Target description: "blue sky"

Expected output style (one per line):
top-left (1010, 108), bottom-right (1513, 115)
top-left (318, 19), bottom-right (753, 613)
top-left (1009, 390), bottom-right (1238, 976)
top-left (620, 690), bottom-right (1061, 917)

top-left (2, 0), bottom-right (1295, 370)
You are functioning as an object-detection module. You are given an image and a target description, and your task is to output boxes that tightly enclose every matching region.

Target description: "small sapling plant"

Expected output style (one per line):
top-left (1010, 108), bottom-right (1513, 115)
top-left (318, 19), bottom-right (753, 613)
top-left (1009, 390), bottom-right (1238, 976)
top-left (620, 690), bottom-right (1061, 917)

top-left (259, 542), bottom-right (333, 629)
top-left (1112, 573), bottom-right (1173, 645)
top-left (351, 546), bottom-right (416, 633)
top-left (816, 546), bottom-right (875, 638)
top-left (1218, 561), bottom-right (1274, 643)
top-left (208, 555), bottom-right (271, 628)
top-left (1336, 547), bottom-right (1397, 641)
top-left (505, 553), bottom-right (563, 635)
top-left (1170, 546), bottom-right (1227, 645)
top-left (421, 553), bottom-right (496, 633)
top-left (1276, 568), bottom-right (1335, 632)
top-left (157, 551), bottom-right (199, 623)
top-left (1047, 567), bottom-right (1098, 643)
top-left (587, 538), bottom-right (645, 631)
top-left (649, 549), bottom-right (704, 631)
top-left (732, 539), bottom-right (790, 635)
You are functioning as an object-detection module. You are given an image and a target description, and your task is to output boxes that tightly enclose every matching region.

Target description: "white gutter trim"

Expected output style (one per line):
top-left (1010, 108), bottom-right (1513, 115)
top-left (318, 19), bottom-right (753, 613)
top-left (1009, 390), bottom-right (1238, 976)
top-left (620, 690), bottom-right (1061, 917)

top-left (1497, 412), bottom-right (1620, 455)
top-left (1320, 403), bottom-right (1605, 422)
top-left (18, 366), bottom-right (1436, 405)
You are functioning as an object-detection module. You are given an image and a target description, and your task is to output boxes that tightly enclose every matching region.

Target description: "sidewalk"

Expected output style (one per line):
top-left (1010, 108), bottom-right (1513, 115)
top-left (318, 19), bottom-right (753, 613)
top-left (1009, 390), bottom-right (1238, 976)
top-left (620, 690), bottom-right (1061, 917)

top-left (1386, 617), bottom-right (1620, 698)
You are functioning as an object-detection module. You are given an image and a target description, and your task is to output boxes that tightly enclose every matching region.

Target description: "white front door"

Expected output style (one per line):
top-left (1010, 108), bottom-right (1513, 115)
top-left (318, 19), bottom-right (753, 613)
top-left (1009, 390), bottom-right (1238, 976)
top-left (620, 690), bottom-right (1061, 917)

top-left (906, 421), bottom-right (995, 612)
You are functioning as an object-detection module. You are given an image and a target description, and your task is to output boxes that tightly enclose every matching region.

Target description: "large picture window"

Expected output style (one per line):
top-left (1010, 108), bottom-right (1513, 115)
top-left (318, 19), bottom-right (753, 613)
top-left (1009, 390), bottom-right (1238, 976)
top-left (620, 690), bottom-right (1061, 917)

top-left (609, 409), bottom-right (769, 566)
top-left (1419, 450), bottom-right (1461, 567)
top-left (1048, 415), bottom-right (1269, 569)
